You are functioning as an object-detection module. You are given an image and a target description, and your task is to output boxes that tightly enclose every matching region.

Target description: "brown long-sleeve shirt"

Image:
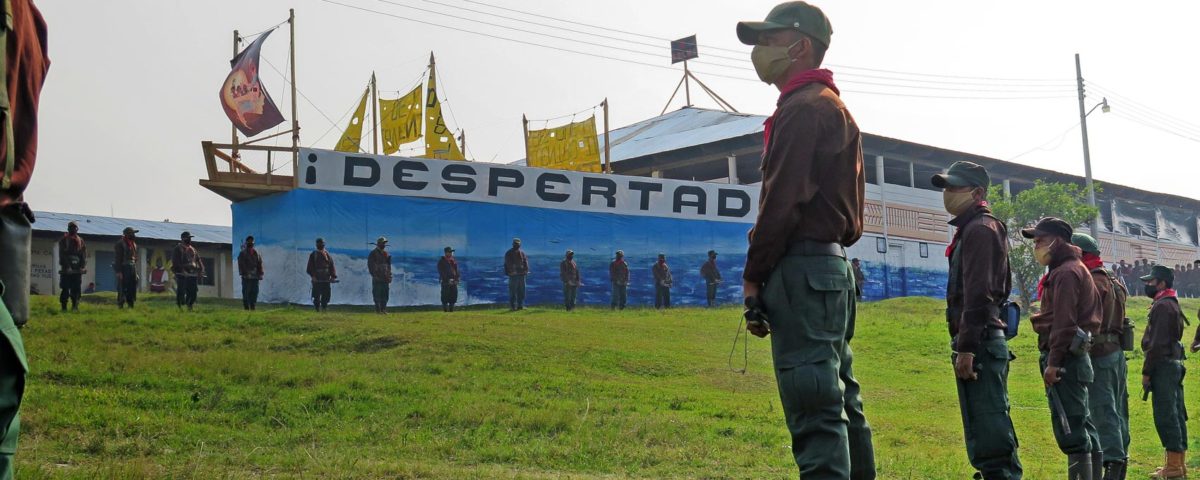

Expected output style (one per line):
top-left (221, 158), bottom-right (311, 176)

top-left (1142, 295), bottom-right (1184, 376)
top-left (237, 247), bottom-right (264, 279)
top-left (653, 261), bottom-right (672, 287)
top-left (0, 0), bottom-right (49, 208)
top-left (368, 248), bottom-right (392, 283)
top-left (701, 259), bottom-right (721, 284)
top-left (946, 205), bottom-right (1011, 353)
top-left (743, 83), bottom-right (864, 283)
top-left (307, 249), bottom-right (337, 282)
top-left (57, 233), bottom-right (86, 274)
top-left (560, 259), bottom-right (580, 287)
top-left (609, 259), bottom-right (629, 285)
top-left (438, 256), bottom-right (459, 285)
top-left (504, 247), bottom-right (529, 276)
top-left (1030, 243), bottom-right (1102, 369)
top-left (113, 238), bottom-right (137, 272)
top-left (172, 243), bottom-right (204, 278)
top-left (1089, 268), bottom-right (1127, 358)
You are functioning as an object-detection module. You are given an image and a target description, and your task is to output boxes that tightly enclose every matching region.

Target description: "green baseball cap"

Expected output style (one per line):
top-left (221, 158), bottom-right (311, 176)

top-left (737, 1), bottom-right (833, 47)
top-left (1070, 233), bottom-right (1100, 255)
top-left (376, 236), bottom-right (388, 245)
top-left (931, 161), bottom-right (990, 190)
top-left (1141, 264), bottom-right (1174, 284)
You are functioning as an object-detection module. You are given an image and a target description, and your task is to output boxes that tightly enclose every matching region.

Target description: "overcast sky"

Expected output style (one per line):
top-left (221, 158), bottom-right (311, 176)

top-left (25, 0), bottom-right (1200, 226)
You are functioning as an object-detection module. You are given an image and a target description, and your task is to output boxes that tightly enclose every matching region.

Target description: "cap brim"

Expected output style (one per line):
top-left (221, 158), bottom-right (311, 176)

top-left (1139, 274), bottom-right (1155, 282)
top-left (736, 21), bottom-right (788, 45)
top-left (931, 174), bottom-right (972, 189)
top-left (1020, 227), bottom-right (1038, 239)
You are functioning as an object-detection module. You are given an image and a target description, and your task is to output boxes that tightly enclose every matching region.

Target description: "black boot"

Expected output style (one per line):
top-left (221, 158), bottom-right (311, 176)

top-left (1068, 453), bottom-right (1093, 480)
top-left (1091, 452), bottom-right (1102, 480)
top-left (60, 301), bottom-right (67, 312)
top-left (1102, 458), bottom-right (1127, 480)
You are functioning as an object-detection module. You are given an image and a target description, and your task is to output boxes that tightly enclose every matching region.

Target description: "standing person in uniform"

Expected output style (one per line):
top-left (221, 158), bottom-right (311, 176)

top-left (701, 250), bottom-right (722, 307)
top-left (1072, 233), bottom-right (1131, 479)
top-left (504, 238), bottom-right (529, 311)
top-left (1141, 265), bottom-right (1188, 479)
top-left (1024, 217), bottom-right (1102, 478)
top-left (0, 2), bottom-right (48, 472)
top-left (653, 253), bottom-right (672, 310)
top-left (57, 221), bottom-right (85, 312)
top-left (934, 161), bottom-right (1022, 479)
top-left (113, 227), bottom-right (139, 309)
top-left (736, 2), bottom-right (876, 477)
top-left (851, 258), bottom-right (866, 301)
top-left (367, 237), bottom-right (392, 314)
top-left (237, 235), bottom-right (264, 311)
top-left (560, 250), bottom-right (581, 311)
top-left (306, 238), bottom-right (336, 312)
top-left (171, 231), bottom-right (204, 311)
top-left (438, 246), bottom-right (459, 312)
top-left (610, 250), bottom-right (628, 310)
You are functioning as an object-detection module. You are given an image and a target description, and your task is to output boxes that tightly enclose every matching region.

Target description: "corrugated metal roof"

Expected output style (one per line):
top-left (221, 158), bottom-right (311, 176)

top-left (32, 211), bottom-right (232, 245)
top-left (512, 106), bottom-right (765, 166)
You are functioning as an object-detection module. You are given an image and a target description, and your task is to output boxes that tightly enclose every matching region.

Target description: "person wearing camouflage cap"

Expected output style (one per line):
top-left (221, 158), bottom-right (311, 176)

top-left (113, 227), bottom-right (140, 309)
top-left (306, 238), bottom-right (337, 312)
top-left (1071, 232), bottom-right (1131, 479)
top-left (1024, 217), bottom-right (1103, 478)
top-left (1140, 264), bottom-right (1189, 478)
top-left (560, 250), bottom-right (581, 311)
top-left (935, 161), bottom-right (1024, 478)
top-left (504, 238), bottom-right (529, 311)
top-left (609, 250), bottom-right (628, 310)
top-left (57, 221), bottom-right (87, 312)
top-left (368, 237), bottom-right (392, 314)
top-left (737, 2), bottom-right (875, 477)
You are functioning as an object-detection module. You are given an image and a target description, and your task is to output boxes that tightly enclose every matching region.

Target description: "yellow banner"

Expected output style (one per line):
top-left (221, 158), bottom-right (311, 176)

top-left (379, 84), bottom-right (423, 155)
top-left (526, 116), bottom-right (602, 172)
top-left (334, 87), bottom-right (369, 153)
top-left (421, 66), bottom-right (465, 161)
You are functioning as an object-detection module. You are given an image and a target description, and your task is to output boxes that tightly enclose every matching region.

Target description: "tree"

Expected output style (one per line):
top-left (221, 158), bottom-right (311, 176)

top-left (988, 180), bottom-right (1101, 309)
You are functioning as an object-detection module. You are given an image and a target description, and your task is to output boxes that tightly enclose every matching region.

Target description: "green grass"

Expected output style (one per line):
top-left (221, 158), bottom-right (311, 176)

top-left (11, 293), bottom-right (1200, 478)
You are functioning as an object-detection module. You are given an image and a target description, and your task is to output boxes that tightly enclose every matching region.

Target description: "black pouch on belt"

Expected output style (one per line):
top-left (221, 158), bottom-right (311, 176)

top-left (1069, 327), bottom-right (1092, 356)
top-left (1121, 317), bottom-right (1135, 352)
top-left (0, 202), bottom-right (32, 327)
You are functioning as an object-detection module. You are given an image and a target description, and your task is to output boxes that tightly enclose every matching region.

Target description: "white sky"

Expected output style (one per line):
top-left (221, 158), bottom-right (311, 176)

top-left (25, 0), bottom-right (1200, 226)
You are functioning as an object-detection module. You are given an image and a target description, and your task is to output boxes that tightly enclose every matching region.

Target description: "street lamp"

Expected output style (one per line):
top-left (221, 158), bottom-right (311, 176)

top-left (1075, 53), bottom-right (1111, 238)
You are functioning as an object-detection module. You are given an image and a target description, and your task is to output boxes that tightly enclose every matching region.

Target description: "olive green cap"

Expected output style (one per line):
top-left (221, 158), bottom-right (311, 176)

top-left (1070, 232), bottom-right (1100, 255)
top-left (737, 1), bottom-right (832, 47)
top-left (1141, 264), bottom-right (1174, 284)
top-left (376, 236), bottom-right (388, 245)
top-left (932, 161), bottom-right (990, 189)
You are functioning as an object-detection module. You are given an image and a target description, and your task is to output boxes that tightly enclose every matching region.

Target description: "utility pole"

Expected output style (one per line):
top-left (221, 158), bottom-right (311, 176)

top-left (1075, 53), bottom-right (1099, 238)
top-left (289, 9), bottom-right (299, 182)
top-left (602, 98), bottom-right (611, 174)
top-left (370, 72), bottom-right (379, 155)
top-left (231, 30), bottom-right (240, 169)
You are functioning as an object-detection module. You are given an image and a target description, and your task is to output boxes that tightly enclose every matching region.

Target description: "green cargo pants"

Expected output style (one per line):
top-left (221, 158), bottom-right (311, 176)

top-left (1087, 350), bottom-right (1130, 463)
top-left (955, 337), bottom-right (1022, 479)
top-left (0, 292), bottom-right (28, 480)
top-left (761, 252), bottom-right (875, 480)
top-left (1148, 359), bottom-right (1187, 452)
top-left (1039, 351), bottom-right (1100, 455)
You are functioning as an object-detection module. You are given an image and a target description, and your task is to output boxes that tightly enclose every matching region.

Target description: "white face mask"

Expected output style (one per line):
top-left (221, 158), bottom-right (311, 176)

top-left (750, 39), bottom-right (802, 84)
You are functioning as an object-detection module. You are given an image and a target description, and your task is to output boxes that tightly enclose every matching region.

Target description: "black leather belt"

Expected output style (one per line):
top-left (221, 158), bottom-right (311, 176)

top-left (985, 328), bottom-right (1006, 340)
top-left (1094, 334), bottom-right (1120, 344)
top-left (785, 240), bottom-right (846, 258)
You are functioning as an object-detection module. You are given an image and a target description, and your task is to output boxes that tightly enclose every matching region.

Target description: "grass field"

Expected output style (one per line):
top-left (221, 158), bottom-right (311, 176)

top-left (10, 293), bottom-right (1200, 479)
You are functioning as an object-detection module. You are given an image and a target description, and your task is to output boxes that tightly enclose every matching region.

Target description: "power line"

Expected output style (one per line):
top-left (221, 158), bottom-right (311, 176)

top-left (1005, 122), bottom-right (1080, 161)
top-left (1088, 84), bottom-right (1200, 133)
top-left (1112, 112), bottom-right (1200, 143)
top-left (324, 0), bottom-right (1081, 100)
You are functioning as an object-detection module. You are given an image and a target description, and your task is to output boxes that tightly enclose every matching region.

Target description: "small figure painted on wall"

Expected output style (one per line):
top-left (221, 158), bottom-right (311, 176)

top-left (700, 250), bottom-right (721, 307)
top-left (438, 246), bottom-right (460, 312)
top-left (653, 253), bottom-right (672, 310)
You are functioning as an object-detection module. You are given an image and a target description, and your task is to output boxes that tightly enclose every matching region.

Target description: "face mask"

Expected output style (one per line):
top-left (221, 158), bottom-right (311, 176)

top-left (1034, 240), bottom-right (1056, 266)
top-left (943, 190), bottom-right (976, 216)
top-left (750, 39), bottom-right (802, 84)
top-left (1144, 284), bottom-right (1159, 298)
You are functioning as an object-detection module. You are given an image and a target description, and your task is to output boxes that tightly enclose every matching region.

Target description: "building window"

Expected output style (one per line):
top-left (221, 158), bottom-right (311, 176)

top-left (912, 164), bottom-right (943, 192)
top-left (200, 257), bottom-right (216, 286)
top-left (883, 158), bottom-right (912, 187)
top-left (876, 237), bottom-right (887, 253)
top-left (864, 156), bottom-right (878, 185)
top-left (1127, 225), bottom-right (1143, 237)
top-left (919, 242), bottom-right (930, 258)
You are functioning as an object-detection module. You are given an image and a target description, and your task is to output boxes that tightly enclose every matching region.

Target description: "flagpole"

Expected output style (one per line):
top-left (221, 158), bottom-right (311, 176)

top-left (231, 30), bottom-right (240, 171)
top-left (603, 98), bottom-right (611, 174)
top-left (371, 72), bottom-right (379, 155)
top-left (459, 130), bottom-right (467, 160)
top-left (427, 52), bottom-right (435, 158)
top-left (522, 114), bottom-right (530, 163)
top-left (288, 8), bottom-right (299, 182)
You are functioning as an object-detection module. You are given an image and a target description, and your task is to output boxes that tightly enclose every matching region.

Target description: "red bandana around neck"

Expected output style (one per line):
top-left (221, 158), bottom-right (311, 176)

top-left (762, 69), bottom-right (839, 151)
top-left (1154, 288), bottom-right (1178, 303)
top-left (1081, 252), bottom-right (1105, 271)
top-left (944, 201), bottom-right (992, 258)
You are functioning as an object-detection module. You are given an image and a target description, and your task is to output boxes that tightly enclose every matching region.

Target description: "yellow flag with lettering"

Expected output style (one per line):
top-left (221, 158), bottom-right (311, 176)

top-left (526, 116), bottom-right (602, 172)
top-left (379, 84), bottom-right (423, 155)
top-left (334, 87), bottom-right (369, 153)
top-left (421, 67), bottom-right (465, 161)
